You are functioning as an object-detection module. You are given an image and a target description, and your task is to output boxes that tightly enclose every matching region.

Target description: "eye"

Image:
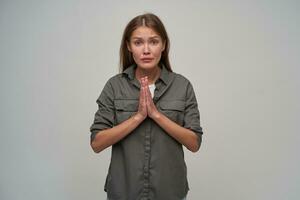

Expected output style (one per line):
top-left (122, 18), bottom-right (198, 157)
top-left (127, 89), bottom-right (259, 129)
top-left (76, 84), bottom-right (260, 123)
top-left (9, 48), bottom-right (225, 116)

top-left (150, 40), bottom-right (159, 45)
top-left (133, 40), bottom-right (142, 46)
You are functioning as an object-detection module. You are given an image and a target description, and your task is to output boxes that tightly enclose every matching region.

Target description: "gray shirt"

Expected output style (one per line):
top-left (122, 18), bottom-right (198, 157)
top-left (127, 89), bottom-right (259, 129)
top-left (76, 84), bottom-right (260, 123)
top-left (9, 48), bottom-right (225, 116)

top-left (90, 64), bottom-right (203, 200)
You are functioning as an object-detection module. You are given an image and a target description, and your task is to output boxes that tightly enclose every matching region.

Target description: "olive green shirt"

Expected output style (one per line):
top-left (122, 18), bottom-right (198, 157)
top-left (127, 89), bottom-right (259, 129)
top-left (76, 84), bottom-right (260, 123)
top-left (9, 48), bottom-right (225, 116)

top-left (90, 64), bottom-right (203, 200)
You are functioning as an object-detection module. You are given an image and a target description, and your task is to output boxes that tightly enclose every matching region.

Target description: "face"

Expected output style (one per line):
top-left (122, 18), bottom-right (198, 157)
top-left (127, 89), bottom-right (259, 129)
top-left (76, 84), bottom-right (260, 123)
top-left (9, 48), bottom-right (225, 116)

top-left (127, 26), bottom-right (165, 70)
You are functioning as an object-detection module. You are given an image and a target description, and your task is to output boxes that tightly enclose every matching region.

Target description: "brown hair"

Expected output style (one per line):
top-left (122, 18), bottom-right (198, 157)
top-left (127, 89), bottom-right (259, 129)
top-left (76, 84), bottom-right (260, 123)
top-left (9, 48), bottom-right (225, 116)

top-left (119, 13), bottom-right (172, 72)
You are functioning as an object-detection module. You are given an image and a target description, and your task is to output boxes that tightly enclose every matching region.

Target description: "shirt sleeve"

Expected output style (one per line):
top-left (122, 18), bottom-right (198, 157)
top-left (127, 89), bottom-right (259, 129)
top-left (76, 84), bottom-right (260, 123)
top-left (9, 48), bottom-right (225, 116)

top-left (183, 81), bottom-right (203, 148)
top-left (90, 80), bottom-right (115, 142)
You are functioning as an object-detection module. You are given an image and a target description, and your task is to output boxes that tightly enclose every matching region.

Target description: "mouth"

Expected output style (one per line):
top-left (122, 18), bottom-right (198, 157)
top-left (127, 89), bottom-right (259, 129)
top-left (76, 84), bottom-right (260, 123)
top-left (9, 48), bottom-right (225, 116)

top-left (141, 58), bottom-right (154, 63)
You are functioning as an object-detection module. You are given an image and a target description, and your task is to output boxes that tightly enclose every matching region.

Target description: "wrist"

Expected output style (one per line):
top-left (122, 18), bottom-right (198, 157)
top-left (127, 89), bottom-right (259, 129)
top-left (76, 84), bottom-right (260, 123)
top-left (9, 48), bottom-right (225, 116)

top-left (133, 113), bottom-right (146, 123)
top-left (150, 111), bottom-right (162, 121)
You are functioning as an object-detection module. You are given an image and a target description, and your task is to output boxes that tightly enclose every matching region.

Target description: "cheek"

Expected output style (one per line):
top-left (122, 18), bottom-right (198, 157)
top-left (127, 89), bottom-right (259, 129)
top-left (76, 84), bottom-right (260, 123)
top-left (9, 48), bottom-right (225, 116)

top-left (132, 52), bottom-right (141, 62)
top-left (153, 48), bottom-right (163, 58)
top-left (131, 48), bottom-right (142, 57)
top-left (130, 49), bottom-right (142, 63)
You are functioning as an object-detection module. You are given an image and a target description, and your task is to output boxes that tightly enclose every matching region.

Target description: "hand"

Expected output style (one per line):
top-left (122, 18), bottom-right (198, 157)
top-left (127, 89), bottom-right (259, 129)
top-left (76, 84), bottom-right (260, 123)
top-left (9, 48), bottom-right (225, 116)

top-left (141, 76), bottom-right (161, 119)
top-left (135, 77), bottom-right (148, 121)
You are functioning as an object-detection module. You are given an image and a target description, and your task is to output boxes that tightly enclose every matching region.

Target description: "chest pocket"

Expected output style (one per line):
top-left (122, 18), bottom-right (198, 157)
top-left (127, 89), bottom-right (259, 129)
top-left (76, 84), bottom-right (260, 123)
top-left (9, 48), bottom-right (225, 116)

top-left (159, 100), bottom-right (185, 126)
top-left (114, 99), bottom-right (138, 125)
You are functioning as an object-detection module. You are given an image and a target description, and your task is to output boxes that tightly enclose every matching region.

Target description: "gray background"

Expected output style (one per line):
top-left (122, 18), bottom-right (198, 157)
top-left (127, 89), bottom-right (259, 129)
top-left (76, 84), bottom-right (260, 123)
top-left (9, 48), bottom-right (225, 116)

top-left (1, 0), bottom-right (299, 200)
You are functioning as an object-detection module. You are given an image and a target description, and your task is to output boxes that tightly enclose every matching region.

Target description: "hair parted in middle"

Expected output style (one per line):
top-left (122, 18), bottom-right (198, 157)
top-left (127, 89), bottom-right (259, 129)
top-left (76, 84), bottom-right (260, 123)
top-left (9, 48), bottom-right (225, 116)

top-left (119, 13), bottom-right (172, 72)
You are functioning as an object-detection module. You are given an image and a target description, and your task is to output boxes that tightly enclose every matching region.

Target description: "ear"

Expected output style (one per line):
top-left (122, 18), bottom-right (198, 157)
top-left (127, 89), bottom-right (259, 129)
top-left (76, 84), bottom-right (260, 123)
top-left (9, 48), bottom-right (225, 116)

top-left (126, 41), bottom-right (132, 52)
top-left (161, 41), bottom-right (166, 52)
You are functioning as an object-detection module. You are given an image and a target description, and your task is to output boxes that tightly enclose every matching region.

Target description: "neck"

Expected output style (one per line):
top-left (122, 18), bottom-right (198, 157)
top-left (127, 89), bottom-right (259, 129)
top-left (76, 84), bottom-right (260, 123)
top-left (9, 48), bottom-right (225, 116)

top-left (135, 66), bottom-right (161, 84)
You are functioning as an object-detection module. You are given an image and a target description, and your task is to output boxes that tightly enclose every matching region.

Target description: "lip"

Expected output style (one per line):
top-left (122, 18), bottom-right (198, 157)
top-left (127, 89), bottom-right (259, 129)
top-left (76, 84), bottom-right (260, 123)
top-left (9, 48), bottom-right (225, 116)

top-left (141, 58), bottom-right (154, 62)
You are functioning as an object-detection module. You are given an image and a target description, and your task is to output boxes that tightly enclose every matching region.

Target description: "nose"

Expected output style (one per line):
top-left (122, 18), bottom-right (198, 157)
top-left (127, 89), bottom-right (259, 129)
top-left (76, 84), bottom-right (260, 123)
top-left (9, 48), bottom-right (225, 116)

top-left (143, 43), bottom-right (150, 55)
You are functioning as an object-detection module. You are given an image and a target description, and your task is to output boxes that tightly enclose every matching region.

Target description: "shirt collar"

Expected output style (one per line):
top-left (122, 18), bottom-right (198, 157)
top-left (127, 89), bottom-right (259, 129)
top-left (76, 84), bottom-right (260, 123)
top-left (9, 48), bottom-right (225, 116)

top-left (122, 63), bottom-right (170, 85)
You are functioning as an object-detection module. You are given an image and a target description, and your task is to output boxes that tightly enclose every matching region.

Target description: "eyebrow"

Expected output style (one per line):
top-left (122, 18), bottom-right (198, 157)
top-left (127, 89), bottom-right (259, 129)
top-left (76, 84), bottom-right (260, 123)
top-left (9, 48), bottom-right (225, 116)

top-left (131, 36), bottom-right (160, 40)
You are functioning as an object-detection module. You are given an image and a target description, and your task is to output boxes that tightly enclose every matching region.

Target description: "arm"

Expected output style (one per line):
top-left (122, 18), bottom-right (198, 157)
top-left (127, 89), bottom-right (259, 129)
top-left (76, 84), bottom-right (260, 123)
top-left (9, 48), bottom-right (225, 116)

top-left (91, 113), bottom-right (144, 153)
top-left (142, 76), bottom-right (202, 153)
top-left (151, 112), bottom-right (200, 152)
top-left (90, 79), bottom-right (148, 153)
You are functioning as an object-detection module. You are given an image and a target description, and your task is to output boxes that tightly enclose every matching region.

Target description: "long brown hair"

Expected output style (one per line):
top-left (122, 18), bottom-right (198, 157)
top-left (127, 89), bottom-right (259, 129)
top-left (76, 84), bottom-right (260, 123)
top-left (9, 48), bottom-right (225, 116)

top-left (119, 13), bottom-right (172, 72)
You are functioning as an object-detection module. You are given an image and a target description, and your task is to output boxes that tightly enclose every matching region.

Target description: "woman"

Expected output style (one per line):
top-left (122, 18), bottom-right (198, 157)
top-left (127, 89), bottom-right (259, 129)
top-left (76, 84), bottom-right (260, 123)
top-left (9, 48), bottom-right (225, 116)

top-left (90, 13), bottom-right (203, 200)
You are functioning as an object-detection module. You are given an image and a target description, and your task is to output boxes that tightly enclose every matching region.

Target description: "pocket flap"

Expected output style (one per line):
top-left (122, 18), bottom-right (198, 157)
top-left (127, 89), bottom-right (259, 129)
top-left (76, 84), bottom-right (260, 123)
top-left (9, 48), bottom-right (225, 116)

top-left (114, 99), bottom-right (138, 112)
top-left (160, 100), bottom-right (185, 111)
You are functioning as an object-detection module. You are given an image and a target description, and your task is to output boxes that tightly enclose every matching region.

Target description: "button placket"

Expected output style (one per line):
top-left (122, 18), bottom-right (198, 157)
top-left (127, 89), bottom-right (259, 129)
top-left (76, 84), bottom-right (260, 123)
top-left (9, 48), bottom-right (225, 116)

top-left (142, 120), bottom-right (151, 198)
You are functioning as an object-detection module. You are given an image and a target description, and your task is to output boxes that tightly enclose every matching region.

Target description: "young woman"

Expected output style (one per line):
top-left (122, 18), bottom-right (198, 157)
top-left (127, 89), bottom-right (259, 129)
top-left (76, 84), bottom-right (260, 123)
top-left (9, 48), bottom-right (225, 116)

top-left (90, 13), bottom-right (203, 200)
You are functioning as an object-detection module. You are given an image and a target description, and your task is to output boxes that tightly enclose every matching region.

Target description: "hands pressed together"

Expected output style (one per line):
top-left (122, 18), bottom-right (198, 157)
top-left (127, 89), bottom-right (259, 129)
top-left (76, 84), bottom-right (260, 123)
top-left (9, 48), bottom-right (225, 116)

top-left (133, 76), bottom-right (199, 152)
top-left (91, 76), bottom-right (200, 153)
top-left (135, 76), bottom-right (160, 121)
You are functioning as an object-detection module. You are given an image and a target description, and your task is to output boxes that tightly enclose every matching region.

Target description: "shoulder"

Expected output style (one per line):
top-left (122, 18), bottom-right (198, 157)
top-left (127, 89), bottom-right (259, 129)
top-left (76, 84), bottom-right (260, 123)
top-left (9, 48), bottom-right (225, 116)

top-left (104, 73), bottom-right (126, 85)
top-left (171, 72), bottom-right (197, 97)
top-left (172, 72), bottom-right (192, 86)
top-left (106, 73), bottom-right (123, 82)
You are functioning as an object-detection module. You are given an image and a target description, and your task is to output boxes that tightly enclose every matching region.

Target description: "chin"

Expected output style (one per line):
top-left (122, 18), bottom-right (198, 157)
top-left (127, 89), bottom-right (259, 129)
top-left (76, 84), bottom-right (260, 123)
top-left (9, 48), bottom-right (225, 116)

top-left (137, 62), bottom-right (158, 70)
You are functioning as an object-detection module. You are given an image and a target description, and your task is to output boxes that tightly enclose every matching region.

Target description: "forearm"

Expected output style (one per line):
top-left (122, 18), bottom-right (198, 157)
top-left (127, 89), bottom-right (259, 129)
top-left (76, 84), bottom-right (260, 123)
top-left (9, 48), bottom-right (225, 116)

top-left (91, 114), bottom-right (144, 153)
top-left (152, 112), bottom-right (200, 152)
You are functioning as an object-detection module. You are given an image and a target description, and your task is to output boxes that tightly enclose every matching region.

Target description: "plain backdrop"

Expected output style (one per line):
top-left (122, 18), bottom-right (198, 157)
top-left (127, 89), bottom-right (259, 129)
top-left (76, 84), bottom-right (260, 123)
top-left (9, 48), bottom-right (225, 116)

top-left (1, 0), bottom-right (299, 200)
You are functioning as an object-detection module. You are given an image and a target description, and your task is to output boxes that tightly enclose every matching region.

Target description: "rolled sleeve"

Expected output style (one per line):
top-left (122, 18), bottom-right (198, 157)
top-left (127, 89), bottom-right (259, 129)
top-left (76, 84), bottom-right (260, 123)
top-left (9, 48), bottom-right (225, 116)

top-left (183, 82), bottom-right (203, 147)
top-left (90, 80), bottom-right (115, 142)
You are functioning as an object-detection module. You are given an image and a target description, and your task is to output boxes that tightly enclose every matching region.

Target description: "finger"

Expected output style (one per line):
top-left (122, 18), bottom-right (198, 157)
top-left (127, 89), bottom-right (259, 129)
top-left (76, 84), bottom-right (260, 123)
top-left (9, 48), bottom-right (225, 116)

top-left (139, 83), bottom-right (145, 106)
top-left (142, 76), bottom-right (148, 86)
top-left (144, 87), bottom-right (151, 107)
top-left (142, 85), bottom-right (148, 108)
top-left (140, 86), bottom-right (146, 104)
top-left (145, 83), bottom-right (150, 97)
top-left (140, 77), bottom-right (146, 86)
top-left (143, 86), bottom-right (148, 104)
top-left (138, 87), bottom-right (143, 110)
top-left (144, 76), bottom-right (148, 85)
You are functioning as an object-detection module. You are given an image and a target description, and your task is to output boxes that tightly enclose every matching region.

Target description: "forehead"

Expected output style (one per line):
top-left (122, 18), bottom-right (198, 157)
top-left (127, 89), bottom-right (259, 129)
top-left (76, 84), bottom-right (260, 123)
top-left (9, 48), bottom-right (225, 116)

top-left (130, 26), bottom-right (161, 39)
